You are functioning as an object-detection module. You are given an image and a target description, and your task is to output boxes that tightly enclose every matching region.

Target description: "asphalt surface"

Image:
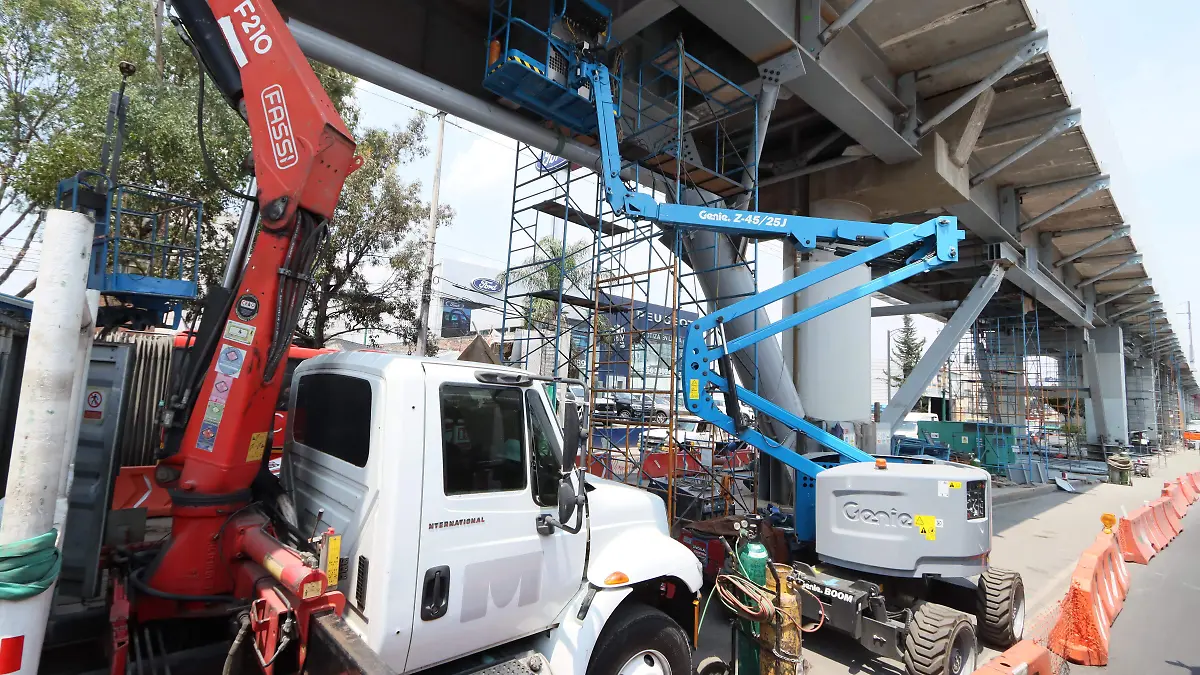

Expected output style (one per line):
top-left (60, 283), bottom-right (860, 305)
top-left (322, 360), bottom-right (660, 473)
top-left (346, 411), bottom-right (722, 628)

top-left (1084, 498), bottom-right (1200, 675)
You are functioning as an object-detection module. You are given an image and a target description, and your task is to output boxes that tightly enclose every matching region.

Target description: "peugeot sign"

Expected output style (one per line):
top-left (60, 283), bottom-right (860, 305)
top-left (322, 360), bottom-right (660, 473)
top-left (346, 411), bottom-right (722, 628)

top-left (471, 277), bottom-right (503, 294)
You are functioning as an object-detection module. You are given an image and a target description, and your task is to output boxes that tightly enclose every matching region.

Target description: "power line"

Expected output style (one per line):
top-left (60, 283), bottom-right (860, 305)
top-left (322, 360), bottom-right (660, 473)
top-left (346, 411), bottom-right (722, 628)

top-left (356, 86), bottom-right (515, 152)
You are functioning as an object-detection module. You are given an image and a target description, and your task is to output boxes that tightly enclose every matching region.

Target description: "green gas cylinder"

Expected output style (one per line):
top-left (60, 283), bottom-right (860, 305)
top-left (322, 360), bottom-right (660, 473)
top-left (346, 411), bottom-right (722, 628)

top-left (736, 527), bottom-right (769, 675)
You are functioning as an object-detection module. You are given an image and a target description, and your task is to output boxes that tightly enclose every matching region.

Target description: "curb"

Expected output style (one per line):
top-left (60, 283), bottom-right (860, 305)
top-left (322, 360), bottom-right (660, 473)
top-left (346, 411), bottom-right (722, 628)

top-left (993, 483), bottom-right (1060, 507)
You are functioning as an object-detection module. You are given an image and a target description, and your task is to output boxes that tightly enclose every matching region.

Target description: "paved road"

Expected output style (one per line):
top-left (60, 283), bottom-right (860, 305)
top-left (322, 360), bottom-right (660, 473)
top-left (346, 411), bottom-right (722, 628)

top-left (1084, 500), bottom-right (1200, 675)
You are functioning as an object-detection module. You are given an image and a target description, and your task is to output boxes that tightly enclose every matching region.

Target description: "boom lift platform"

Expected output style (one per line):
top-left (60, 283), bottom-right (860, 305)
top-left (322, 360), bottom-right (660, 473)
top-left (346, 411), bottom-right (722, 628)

top-left (55, 63), bottom-right (204, 330)
top-left (484, 3), bottom-right (1025, 673)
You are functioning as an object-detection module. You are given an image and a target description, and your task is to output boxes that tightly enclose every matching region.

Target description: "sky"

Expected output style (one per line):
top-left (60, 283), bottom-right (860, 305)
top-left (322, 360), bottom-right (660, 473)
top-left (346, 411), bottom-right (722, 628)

top-left (3, 0), bottom-right (1196, 403)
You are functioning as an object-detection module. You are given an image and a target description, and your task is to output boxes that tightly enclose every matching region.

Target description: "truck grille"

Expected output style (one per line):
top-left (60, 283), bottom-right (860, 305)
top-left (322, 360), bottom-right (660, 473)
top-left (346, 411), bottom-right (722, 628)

top-left (356, 555), bottom-right (369, 610)
top-left (966, 480), bottom-right (987, 520)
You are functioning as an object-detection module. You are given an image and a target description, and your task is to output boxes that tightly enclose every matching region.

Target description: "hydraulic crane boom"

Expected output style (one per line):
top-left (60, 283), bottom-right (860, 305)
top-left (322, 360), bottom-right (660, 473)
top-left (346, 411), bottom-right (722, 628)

top-left (580, 60), bottom-right (964, 473)
top-left (137, 0), bottom-right (359, 622)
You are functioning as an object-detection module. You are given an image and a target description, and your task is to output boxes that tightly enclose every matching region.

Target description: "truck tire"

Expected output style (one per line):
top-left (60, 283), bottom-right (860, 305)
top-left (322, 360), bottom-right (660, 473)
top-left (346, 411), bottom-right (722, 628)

top-left (903, 602), bottom-right (977, 675)
top-left (976, 568), bottom-right (1024, 647)
top-left (587, 604), bottom-right (692, 675)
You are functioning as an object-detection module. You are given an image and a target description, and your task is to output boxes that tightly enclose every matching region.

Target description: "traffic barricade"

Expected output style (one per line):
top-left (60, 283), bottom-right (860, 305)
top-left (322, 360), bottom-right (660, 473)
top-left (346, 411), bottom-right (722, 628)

top-left (1116, 507), bottom-right (1156, 564)
top-left (1152, 497), bottom-right (1182, 541)
top-left (971, 640), bottom-right (1053, 674)
top-left (1175, 475), bottom-right (1197, 505)
top-left (1162, 482), bottom-right (1189, 519)
top-left (1048, 523), bottom-right (1128, 667)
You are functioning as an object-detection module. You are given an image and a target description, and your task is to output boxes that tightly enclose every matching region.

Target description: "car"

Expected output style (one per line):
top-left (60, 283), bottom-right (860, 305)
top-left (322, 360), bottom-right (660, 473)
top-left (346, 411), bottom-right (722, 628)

top-left (714, 396), bottom-right (755, 428)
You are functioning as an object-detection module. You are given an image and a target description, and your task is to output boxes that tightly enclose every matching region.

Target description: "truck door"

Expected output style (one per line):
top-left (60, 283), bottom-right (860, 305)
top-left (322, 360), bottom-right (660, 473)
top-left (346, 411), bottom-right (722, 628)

top-left (406, 365), bottom-right (586, 671)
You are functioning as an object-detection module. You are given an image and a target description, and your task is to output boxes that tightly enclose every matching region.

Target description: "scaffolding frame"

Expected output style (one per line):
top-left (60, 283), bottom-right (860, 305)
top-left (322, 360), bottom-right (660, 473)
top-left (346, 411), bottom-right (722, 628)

top-left (499, 36), bottom-right (764, 527)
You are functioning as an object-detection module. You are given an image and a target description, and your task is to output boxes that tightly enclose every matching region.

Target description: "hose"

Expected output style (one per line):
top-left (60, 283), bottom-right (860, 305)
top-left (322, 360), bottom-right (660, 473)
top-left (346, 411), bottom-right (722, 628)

top-left (1107, 454), bottom-right (1134, 471)
top-left (224, 614), bottom-right (251, 675)
top-left (0, 530), bottom-right (61, 600)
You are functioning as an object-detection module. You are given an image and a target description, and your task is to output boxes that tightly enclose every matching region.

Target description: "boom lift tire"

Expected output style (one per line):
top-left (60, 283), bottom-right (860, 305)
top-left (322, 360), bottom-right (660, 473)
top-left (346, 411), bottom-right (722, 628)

top-left (587, 604), bottom-right (692, 675)
top-left (902, 602), bottom-right (978, 675)
top-left (975, 568), bottom-right (1025, 648)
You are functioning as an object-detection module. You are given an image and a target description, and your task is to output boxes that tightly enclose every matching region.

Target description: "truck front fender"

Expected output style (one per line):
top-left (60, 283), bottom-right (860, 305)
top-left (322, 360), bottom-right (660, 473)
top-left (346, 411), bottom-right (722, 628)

top-left (586, 526), bottom-right (703, 592)
top-left (535, 586), bottom-right (631, 675)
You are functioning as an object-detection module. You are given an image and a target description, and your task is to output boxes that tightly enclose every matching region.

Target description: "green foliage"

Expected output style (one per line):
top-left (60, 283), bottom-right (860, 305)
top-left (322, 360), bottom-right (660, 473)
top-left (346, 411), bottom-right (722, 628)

top-left (890, 315), bottom-right (926, 386)
top-left (499, 236), bottom-right (592, 327)
top-left (297, 119), bottom-right (452, 347)
top-left (0, 0), bottom-right (449, 345)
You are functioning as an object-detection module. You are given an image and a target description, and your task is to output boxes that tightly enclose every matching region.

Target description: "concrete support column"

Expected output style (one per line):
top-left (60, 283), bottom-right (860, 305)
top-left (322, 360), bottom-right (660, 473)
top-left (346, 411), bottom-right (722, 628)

top-left (1083, 326), bottom-right (1128, 446)
top-left (1125, 357), bottom-right (1157, 442)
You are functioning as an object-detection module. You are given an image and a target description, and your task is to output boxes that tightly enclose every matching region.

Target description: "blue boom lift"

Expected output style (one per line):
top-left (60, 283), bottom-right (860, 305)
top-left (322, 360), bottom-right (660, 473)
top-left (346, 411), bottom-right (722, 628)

top-left (484, 3), bottom-right (1027, 673)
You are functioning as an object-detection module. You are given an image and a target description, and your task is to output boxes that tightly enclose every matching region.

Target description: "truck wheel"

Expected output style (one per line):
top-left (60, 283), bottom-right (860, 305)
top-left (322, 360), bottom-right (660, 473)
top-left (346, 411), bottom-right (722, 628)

top-left (976, 568), bottom-right (1025, 647)
top-left (588, 604), bottom-right (692, 675)
top-left (695, 656), bottom-right (728, 675)
top-left (903, 603), bottom-right (977, 675)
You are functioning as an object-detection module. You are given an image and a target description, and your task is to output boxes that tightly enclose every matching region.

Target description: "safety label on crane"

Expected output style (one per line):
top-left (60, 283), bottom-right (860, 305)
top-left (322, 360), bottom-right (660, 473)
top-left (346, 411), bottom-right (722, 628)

top-left (688, 379), bottom-right (699, 400)
top-left (210, 373), bottom-right (233, 403)
top-left (204, 401), bottom-right (225, 424)
top-left (223, 320), bottom-right (256, 346)
top-left (913, 515), bottom-right (937, 541)
top-left (217, 344), bottom-right (246, 378)
top-left (197, 421), bottom-right (219, 451)
top-left (247, 431), bottom-right (267, 463)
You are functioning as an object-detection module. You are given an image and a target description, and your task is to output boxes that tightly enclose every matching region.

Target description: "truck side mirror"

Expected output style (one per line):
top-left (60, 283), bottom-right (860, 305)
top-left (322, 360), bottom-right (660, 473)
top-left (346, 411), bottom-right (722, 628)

top-left (563, 401), bottom-right (581, 471)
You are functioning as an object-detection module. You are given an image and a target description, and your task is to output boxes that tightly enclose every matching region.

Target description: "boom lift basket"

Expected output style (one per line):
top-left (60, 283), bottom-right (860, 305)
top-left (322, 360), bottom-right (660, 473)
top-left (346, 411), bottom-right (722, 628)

top-left (56, 171), bottom-right (203, 328)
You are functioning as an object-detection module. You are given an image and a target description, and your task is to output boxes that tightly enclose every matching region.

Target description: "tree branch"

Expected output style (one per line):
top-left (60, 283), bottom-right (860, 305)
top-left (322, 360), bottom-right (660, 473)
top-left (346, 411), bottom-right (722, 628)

top-left (0, 211), bottom-right (42, 286)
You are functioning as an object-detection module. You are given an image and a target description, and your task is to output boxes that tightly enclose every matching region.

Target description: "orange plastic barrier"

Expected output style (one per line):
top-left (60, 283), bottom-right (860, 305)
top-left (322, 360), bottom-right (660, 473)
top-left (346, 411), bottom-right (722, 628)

top-left (1152, 497), bottom-right (1182, 541)
top-left (1048, 531), bottom-right (1129, 666)
top-left (1162, 483), bottom-right (1189, 520)
top-left (1187, 471), bottom-right (1200, 496)
top-left (1142, 501), bottom-right (1172, 552)
top-left (971, 640), bottom-right (1053, 674)
top-left (1116, 507), bottom-right (1156, 564)
top-left (1176, 476), bottom-right (1197, 505)
top-left (110, 465), bottom-right (172, 517)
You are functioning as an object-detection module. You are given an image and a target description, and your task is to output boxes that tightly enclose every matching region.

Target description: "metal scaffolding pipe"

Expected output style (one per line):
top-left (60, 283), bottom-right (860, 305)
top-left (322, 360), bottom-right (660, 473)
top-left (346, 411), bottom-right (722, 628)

top-left (760, 154), bottom-right (863, 187)
top-left (1021, 175), bottom-right (1111, 233)
top-left (1050, 221), bottom-right (1127, 239)
top-left (1054, 226), bottom-right (1130, 267)
top-left (871, 300), bottom-right (960, 317)
top-left (1075, 255), bottom-right (1142, 289)
top-left (918, 33), bottom-right (1048, 137)
top-left (971, 111), bottom-right (1080, 186)
top-left (1111, 296), bottom-right (1161, 321)
top-left (292, 17), bottom-right (814, 485)
top-left (820, 0), bottom-right (875, 44)
top-left (917, 29), bottom-right (1048, 81)
top-left (1096, 279), bottom-right (1153, 307)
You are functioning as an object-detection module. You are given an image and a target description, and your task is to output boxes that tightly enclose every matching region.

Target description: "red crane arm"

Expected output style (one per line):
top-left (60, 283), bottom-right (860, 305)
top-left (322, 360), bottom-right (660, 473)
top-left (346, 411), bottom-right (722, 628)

top-left (145, 0), bottom-right (358, 604)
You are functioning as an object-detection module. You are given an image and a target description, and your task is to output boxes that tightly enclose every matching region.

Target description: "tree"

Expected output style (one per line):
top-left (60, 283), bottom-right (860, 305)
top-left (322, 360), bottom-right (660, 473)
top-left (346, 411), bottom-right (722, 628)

top-left (294, 120), bottom-right (452, 349)
top-left (0, 0), bottom-right (96, 283)
top-left (5, 0), bottom-right (254, 293)
top-left (890, 315), bottom-right (926, 386)
top-left (501, 236), bottom-right (592, 327)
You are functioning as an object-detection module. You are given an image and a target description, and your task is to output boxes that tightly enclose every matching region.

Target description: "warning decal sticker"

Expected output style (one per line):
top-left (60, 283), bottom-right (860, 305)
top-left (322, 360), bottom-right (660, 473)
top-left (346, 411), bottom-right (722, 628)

top-left (210, 373), bottom-right (234, 403)
top-left (247, 431), bottom-right (267, 463)
top-left (913, 514), bottom-right (937, 541)
top-left (223, 320), bottom-right (256, 345)
top-left (217, 344), bottom-right (247, 378)
top-left (197, 421), bottom-right (220, 451)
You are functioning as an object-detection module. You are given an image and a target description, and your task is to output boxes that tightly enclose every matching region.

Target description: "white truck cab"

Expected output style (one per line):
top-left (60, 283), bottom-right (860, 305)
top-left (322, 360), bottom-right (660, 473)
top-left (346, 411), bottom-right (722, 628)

top-left (281, 353), bottom-right (703, 675)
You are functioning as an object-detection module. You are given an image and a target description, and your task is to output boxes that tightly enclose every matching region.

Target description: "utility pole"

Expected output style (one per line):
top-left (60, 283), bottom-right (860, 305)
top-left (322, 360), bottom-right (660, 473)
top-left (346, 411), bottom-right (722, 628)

top-left (886, 329), bottom-right (893, 401)
top-left (154, 0), bottom-right (165, 78)
top-left (1189, 301), bottom-right (1195, 367)
top-left (415, 111), bottom-right (446, 357)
